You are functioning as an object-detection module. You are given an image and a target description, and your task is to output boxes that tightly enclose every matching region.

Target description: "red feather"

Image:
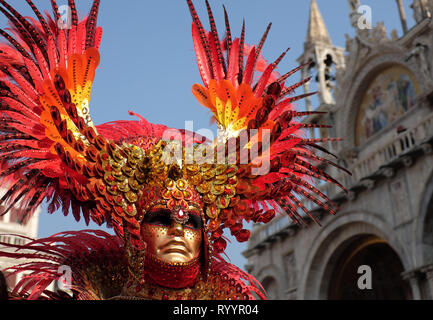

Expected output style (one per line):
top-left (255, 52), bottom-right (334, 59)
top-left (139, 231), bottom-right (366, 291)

top-left (208, 32), bottom-right (224, 81)
top-left (23, 57), bottom-right (44, 92)
top-left (47, 34), bottom-right (58, 70)
top-left (32, 44), bottom-right (51, 81)
top-left (242, 45), bottom-right (256, 85)
top-left (77, 19), bottom-right (87, 55)
top-left (192, 23), bottom-right (211, 87)
top-left (94, 27), bottom-right (103, 49)
top-left (226, 38), bottom-right (239, 85)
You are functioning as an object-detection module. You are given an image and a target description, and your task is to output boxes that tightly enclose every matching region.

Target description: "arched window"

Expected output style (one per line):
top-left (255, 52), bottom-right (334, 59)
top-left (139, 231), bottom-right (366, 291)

top-left (355, 65), bottom-right (420, 146)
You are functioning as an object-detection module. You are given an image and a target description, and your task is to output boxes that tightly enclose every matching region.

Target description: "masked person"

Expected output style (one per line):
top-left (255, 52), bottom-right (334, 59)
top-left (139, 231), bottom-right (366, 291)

top-left (0, 0), bottom-right (347, 300)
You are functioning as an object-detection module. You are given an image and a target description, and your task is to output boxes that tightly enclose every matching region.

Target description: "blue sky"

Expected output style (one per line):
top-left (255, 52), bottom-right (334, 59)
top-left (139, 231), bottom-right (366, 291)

top-left (0, 0), bottom-right (416, 270)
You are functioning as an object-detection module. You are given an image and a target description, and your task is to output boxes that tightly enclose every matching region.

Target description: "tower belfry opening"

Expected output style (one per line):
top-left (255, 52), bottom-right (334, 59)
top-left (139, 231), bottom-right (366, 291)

top-left (298, 0), bottom-right (345, 108)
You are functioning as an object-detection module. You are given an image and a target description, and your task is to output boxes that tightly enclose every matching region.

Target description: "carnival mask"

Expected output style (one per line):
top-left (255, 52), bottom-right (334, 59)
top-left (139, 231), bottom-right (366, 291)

top-left (141, 206), bottom-right (203, 263)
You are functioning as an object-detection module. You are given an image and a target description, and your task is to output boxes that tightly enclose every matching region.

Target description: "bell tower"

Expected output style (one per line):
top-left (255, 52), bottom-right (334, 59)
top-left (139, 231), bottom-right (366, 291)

top-left (297, 0), bottom-right (345, 109)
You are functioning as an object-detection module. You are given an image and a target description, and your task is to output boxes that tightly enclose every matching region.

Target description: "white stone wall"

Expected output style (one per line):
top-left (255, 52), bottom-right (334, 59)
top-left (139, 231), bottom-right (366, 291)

top-left (0, 199), bottom-right (40, 291)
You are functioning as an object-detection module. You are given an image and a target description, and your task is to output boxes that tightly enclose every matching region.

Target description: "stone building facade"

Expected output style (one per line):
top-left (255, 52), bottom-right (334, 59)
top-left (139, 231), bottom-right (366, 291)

top-left (243, 0), bottom-right (433, 300)
top-left (0, 196), bottom-right (39, 291)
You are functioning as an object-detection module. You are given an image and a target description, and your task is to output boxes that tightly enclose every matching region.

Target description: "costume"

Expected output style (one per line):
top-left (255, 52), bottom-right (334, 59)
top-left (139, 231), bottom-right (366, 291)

top-left (0, 0), bottom-right (347, 300)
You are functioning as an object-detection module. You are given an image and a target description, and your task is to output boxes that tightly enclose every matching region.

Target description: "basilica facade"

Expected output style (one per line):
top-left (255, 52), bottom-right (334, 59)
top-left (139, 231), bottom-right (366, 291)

top-left (243, 0), bottom-right (433, 300)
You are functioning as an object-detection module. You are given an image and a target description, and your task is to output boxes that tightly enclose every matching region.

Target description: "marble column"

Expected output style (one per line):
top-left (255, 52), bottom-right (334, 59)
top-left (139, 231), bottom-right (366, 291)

top-left (401, 270), bottom-right (422, 300)
top-left (421, 264), bottom-right (433, 299)
top-left (396, 0), bottom-right (409, 34)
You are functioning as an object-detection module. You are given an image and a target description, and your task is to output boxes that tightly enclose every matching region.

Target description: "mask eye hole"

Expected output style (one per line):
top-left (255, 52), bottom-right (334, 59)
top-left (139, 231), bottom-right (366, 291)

top-left (143, 209), bottom-right (171, 227)
top-left (184, 215), bottom-right (202, 230)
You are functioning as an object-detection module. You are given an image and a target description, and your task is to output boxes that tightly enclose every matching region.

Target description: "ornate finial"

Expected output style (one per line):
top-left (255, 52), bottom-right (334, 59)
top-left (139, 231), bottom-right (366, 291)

top-left (348, 0), bottom-right (362, 29)
top-left (411, 0), bottom-right (432, 23)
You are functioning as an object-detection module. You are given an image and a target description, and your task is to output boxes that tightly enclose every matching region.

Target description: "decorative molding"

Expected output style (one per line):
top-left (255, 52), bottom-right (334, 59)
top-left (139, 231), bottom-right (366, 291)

top-left (401, 269), bottom-right (422, 281)
top-left (420, 264), bottom-right (433, 279)
top-left (400, 155), bottom-right (414, 167)
top-left (421, 142), bottom-right (433, 154)
top-left (361, 178), bottom-right (375, 189)
top-left (347, 190), bottom-right (357, 201)
top-left (380, 167), bottom-right (396, 178)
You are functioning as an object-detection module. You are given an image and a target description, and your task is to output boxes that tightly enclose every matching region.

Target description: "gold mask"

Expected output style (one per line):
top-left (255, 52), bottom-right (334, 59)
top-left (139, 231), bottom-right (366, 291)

top-left (141, 207), bottom-right (203, 264)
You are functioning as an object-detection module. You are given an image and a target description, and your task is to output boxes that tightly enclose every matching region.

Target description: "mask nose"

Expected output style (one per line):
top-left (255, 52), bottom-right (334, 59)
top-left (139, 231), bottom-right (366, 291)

top-left (168, 221), bottom-right (184, 237)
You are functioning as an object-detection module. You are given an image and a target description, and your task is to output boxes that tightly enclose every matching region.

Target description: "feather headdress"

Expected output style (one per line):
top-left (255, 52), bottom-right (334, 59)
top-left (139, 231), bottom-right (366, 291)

top-left (184, 0), bottom-right (350, 250)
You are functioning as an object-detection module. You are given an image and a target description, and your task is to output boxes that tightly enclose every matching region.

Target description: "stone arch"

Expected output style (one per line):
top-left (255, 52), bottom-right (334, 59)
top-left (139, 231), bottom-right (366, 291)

top-left (417, 167), bottom-right (433, 265)
top-left (260, 276), bottom-right (279, 300)
top-left (325, 234), bottom-right (411, 299)
top-left (256, 264), bottom-right (283, 300)
top-left (338, 53), bottom-right (422, 150)
top-left (298, 211), bottom-right (411, 299)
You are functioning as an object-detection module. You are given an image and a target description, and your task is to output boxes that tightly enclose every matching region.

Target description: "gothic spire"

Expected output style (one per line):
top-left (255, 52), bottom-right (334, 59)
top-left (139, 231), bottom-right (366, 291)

top-left (306, 0), bottom-right (331, 45)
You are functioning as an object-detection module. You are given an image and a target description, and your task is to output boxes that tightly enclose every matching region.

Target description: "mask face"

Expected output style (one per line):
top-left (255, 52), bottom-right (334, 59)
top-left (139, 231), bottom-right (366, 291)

top-left (141, 207), bottom-right (203, 264)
